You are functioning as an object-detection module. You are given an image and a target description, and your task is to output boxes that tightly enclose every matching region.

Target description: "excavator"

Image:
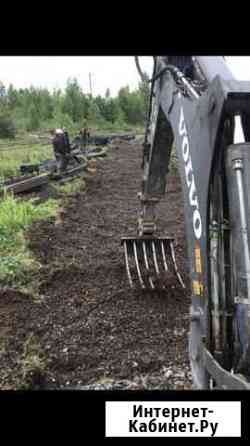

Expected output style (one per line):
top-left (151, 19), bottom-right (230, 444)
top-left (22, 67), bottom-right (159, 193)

top-left (121, 56), bottom-right (250, 389)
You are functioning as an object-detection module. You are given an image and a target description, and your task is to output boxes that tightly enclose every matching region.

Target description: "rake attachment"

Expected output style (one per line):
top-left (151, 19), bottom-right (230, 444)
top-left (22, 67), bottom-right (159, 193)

top-left (121, 237), bottom-right (185, 290)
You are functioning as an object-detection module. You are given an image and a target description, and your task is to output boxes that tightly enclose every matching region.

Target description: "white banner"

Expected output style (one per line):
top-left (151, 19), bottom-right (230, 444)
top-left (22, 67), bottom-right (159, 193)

top-left (105, 401), bottom-right (241, 437)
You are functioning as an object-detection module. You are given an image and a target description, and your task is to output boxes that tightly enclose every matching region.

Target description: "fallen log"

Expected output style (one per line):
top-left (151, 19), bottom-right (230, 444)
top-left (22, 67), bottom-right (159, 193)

top-left (86, 147), bottom-right (108, 158)
top-left (1, 163), bottom-right (88, 197)
top-left (1, 173), bottom-right (49, 195)
top-left (0, 147), bottom-right (103, 197)
top-left (49, 163), bottom-right (88, 181)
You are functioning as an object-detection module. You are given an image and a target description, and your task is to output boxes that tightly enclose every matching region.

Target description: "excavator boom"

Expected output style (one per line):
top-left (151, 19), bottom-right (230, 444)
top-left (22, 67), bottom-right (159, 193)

top-left (122, 56), bottom-right (250, 389)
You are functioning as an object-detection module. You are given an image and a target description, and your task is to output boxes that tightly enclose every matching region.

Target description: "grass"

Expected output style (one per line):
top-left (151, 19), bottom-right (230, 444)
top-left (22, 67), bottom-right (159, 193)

top-left (0, 193), bottom-right (58, 287)
top-left (0, 126), bottom-right (136, 288)
top-left (18, 334), bottom-right (47, 389)
top-left (0, 125), bottom-right (142, 180)
top-left (0, 124), bottom-right (143, 180)
top-left (89, 124), bottom-right (144, 134)
top-left (0, 131), bottom-right (92, 290)
top-left (54, 177), bottom-right (86, 195)
top-left (0, 142), bottom-right (53, 179)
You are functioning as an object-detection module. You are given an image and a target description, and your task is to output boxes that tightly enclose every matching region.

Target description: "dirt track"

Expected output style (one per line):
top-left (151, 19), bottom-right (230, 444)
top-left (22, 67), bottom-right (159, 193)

top-left (0, 143), bottom-right (192, 390)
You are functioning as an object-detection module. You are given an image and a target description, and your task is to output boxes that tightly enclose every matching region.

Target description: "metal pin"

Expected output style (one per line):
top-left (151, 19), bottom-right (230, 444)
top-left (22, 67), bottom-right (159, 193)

top-left (124, 241), bottom-right (133, 288)
top-left (133, 241), bottom-right (146, 288)
top-left (152, 241), bottom-right (160, 275)
top-left (161, 240), bottom-right (168, 271)
top-left (142, 241), bottom-right (155, 289)
top-left (170, 242), bottom-right (185, 288)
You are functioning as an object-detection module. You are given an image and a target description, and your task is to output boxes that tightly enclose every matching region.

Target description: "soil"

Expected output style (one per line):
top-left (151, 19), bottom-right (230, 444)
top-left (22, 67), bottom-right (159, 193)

top-left (0, 142), bottom-right (192, 390)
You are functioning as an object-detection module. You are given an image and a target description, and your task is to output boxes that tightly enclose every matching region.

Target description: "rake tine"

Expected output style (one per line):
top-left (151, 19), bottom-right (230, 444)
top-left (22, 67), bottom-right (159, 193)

top-left (142, 241), bottom-right (155, 289)
top-left (169, 241), bottom-right (185, 288)
top-left (152, 240), bottom-right (166, 289)
top-left (152, 241), bottom-right (160, 275)
top-left (123, 241), bottom-right (134, 288)
top-left (133, 241), bottom-right (146, 289)
top-left (161, 240), bottom-right (168, 271)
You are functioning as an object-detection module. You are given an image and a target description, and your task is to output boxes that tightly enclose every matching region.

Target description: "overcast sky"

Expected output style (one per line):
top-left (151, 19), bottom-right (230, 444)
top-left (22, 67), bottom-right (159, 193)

top-left (0, 56), bottom-right (153, 96)
top-left (1, 56), bottom-right (250, 97)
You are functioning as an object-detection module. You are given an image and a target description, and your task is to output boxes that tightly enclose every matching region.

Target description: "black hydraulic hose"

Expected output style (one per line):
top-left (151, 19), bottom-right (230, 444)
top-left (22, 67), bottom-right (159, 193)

top-left (134, 56), bottom-right (149, 83)
top-left (150, 61), bottom-right (200, 100)
top-left (149, 64), bottom-right (172, 83)
top-left (135, 56), bottom-right (201, 98)
top-left (134, 56), bottom-right (156, 157)
top-left (134, 57), bottom-right (179, 85)
top-left (136, 56), bottom-right (200, 171)
top-left (146, 57), bottom-right (157, 123)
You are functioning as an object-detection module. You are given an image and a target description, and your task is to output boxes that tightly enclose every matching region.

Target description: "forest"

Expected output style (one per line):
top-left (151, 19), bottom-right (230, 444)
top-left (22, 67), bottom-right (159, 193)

top-left (0, 77), bottom-right (150, 138)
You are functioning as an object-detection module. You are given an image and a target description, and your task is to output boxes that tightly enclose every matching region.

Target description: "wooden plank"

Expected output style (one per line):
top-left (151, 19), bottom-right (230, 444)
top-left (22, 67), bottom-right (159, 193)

top-left (86, 147), bottom-right (108, 158)
top-left (0, 161), bottom-right (89, 198)
top-left (1, 174), bottom-right (49, 195)
top-left (50, 164), bottom-right (88, 181)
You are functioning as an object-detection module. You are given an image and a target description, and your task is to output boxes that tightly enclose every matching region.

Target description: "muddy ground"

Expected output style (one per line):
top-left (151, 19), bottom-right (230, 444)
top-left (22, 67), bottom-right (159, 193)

top-left (0, 142), bottom-right (192, 390)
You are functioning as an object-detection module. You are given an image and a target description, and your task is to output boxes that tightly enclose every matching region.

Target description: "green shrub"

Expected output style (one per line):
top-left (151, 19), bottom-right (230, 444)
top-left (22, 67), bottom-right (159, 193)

top-left (26, 106), bottom-right (41, 131)
top-left (0, 112), bottom-right (16, 138)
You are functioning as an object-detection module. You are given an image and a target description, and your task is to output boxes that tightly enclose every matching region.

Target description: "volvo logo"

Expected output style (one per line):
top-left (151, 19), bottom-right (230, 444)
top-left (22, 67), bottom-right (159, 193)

top-left (179, 107), bottom-right (202, 239)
